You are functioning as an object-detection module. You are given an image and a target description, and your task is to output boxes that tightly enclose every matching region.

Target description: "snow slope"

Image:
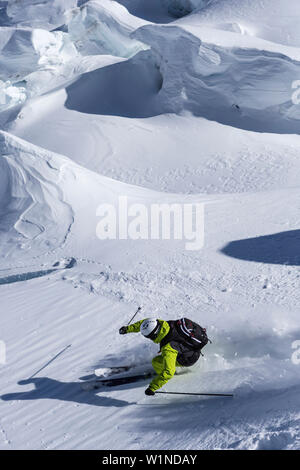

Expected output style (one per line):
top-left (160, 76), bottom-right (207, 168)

top-left (0, 0), bottom-right (300, 450)
top-left (174, 0), bottom-right (300, 47)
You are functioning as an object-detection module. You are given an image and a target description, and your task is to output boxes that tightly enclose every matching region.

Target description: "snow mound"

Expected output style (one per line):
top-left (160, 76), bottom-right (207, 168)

top-left (0, 27), bottom-right (77, 112)
top-left (62, 22), bottom-right (300, 131)
top-left (134, 24), bottom-right (300, 133)
top-left (0, 28), bottom-right (77, 81)
top-left (0, 0), bottom-right (152, 114)
top-left (4, 0), bottom-right (77, 30)
top-left (66, 0), bottom-right (148, 58)
top-left (0, 131), bottom-right (74, 259)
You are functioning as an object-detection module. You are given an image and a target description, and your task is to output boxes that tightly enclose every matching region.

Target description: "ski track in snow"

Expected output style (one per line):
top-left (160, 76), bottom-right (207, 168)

top-left (0, 0), bottom-right (300, 450)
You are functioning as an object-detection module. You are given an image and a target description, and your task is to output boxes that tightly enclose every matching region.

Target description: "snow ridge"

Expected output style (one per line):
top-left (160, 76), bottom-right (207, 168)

top-left (0, 131), bottom-right (74, 259)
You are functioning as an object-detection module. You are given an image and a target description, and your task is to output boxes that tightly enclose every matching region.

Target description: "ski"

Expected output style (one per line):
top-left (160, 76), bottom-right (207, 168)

top-left (81, 372), bottom-right (154, 391)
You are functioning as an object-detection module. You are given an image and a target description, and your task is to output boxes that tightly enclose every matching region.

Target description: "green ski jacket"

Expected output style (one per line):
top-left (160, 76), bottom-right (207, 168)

top-left (127, 319), bottom-right (179, 391)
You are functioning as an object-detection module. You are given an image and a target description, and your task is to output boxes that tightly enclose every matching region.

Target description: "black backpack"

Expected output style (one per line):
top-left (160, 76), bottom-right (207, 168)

top-left (175, 318), bottom-right (210, 352)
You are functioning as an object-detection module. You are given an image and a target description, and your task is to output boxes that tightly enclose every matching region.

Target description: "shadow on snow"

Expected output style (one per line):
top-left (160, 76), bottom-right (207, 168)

top-left (0, 377), bottom-right (134, 408)
top-left (221, 230), bottom-right (300, 266)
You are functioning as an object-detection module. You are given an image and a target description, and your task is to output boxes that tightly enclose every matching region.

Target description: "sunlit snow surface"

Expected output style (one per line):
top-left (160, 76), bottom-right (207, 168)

top-left (0, 0), bottom-right (300, 450)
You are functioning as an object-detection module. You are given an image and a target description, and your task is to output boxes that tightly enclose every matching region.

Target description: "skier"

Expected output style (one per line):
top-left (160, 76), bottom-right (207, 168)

top-left (119, 317), bottom-right (209, 396)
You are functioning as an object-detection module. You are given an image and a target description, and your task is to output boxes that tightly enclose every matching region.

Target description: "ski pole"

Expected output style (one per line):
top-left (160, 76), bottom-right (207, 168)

top-left (28, 344), bottom-right (72, 379)
top-left (156, 391), bottom-right (234, 397)
top-left (127, 306), bottom-right (142, 326)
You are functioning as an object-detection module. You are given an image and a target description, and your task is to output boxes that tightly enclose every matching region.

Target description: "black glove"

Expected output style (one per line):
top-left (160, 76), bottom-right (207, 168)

top-left (145, 387), bottom-right (155, 396)
top-left (119, 326), bottom-right (128, 335)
